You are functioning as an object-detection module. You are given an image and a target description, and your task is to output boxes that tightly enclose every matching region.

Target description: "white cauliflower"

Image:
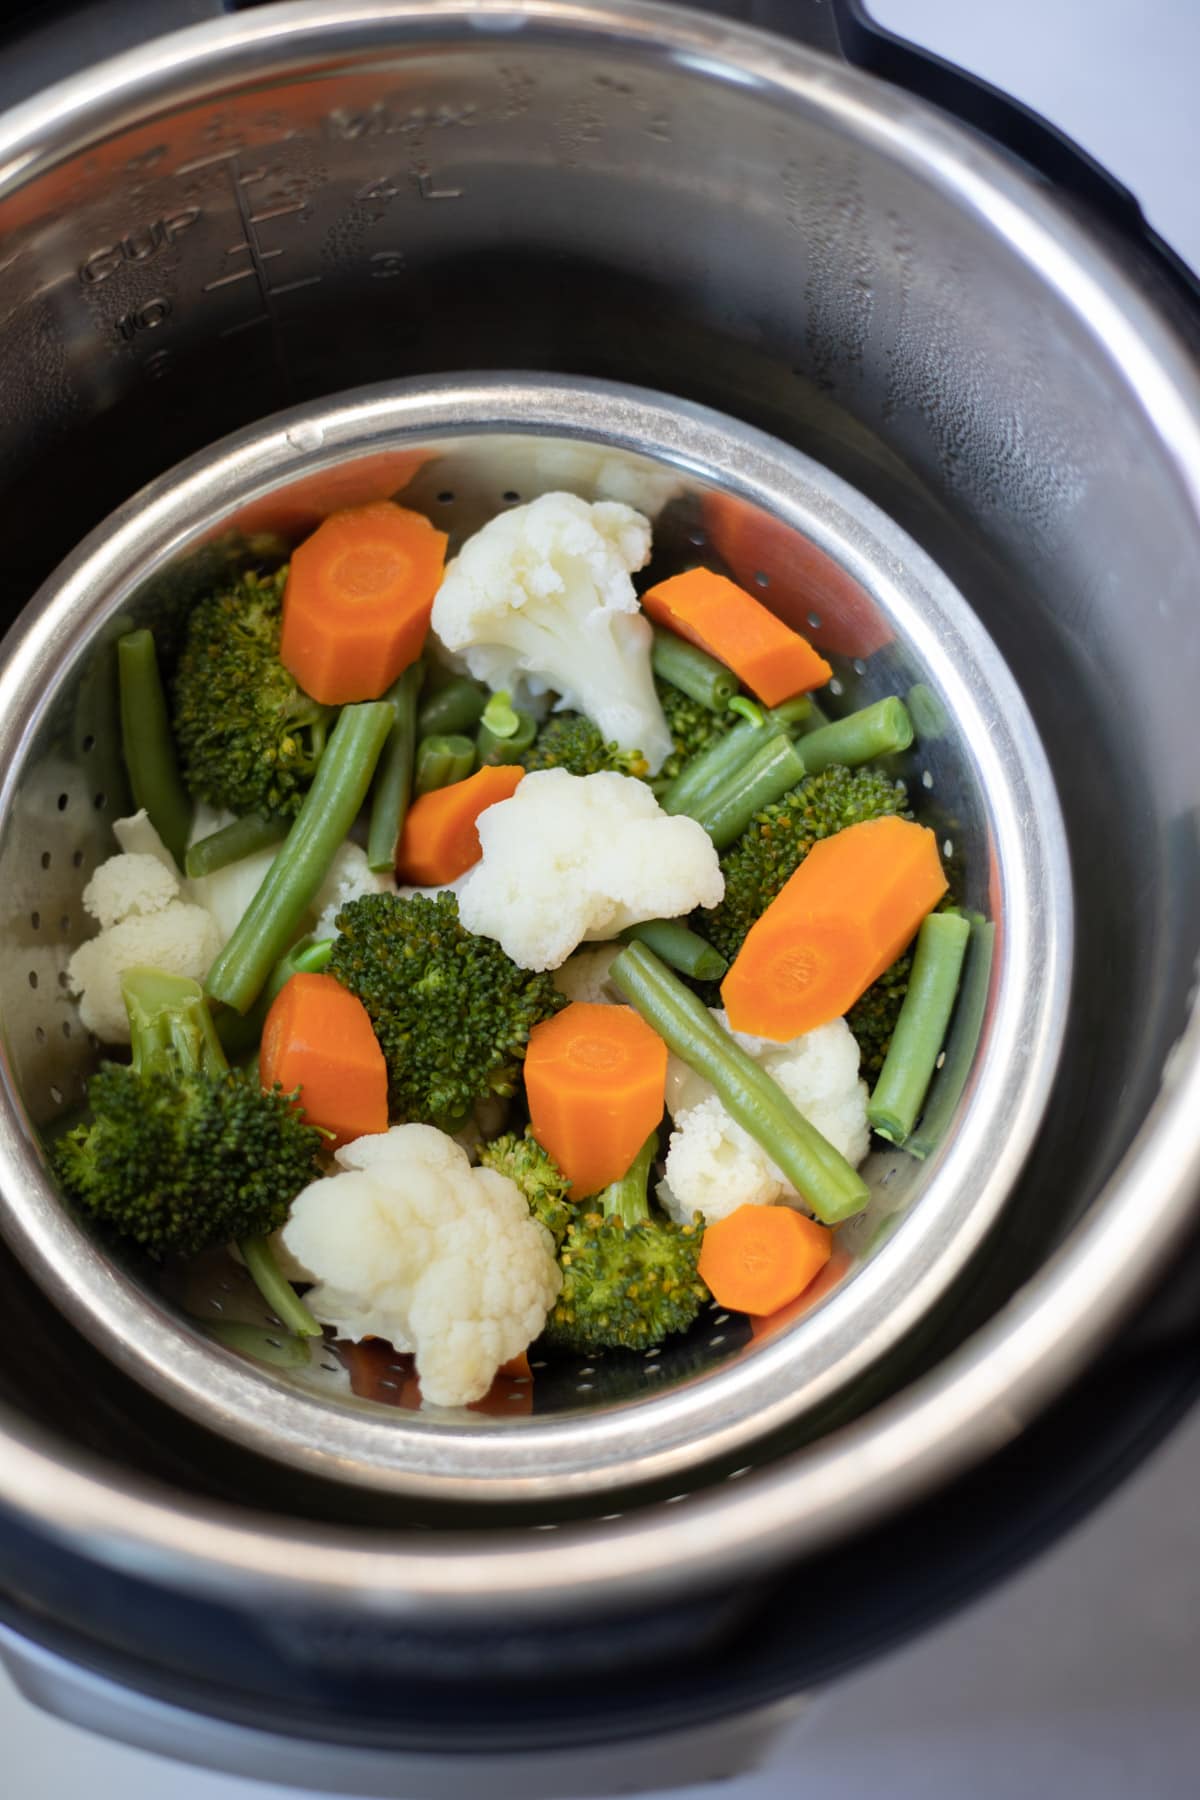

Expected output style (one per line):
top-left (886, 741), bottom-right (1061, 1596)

top-left (552, 943), bottom-right (626, 1005)
top-left (281, 1124), bottom-right (561, 1409)
top-left (660, 1015), bottom-right (870, 1225)
top-left (185, 806), bottom-right (393, 944)
top-left (458, 769), bottom-right (724, 971)
top-left (430, 491), bottom-right (673, 773)
top-left (67, 846), bottom-right (220, 1044)
top-left (310, 841), bottom-right (395, 940)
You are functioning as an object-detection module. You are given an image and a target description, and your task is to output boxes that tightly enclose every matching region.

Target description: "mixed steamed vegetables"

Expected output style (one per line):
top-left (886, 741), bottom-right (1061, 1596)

top-left (55, 487), bottom-right (972, 1410)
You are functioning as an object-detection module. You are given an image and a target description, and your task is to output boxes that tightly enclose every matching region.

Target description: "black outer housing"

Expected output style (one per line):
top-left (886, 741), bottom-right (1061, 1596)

top-left (0, 0), bottom-right (1196, 1755)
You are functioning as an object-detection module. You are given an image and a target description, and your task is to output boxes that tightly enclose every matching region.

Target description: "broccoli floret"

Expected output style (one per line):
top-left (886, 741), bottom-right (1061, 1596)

top-left (656, 678), bottom-right (736, 785)
top-left (479, 1129), bottom-right (573, 1248)
top-left (845, 954), bottom-right (913, 1079)
top-left (519, 712), bottom-right (650, 779)
top-left (53, 970), bottom-right (322, 1258)
top-left (328, 892), bottom-right (565, 1128)
top-left (543, 1135), bottom-right (708, 1355)
top-left (172, 566), bottom-right (334, 818)
top-left (700, 764), bottom-right (911, 968)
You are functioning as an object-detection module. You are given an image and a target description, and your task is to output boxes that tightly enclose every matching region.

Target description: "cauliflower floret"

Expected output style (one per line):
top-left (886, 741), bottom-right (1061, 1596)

top-left (552, 943), bottom-right (626, 1005)
top-left (67, 905), bottom-right (221, 1044)
top-left (430, 491), bottom-right (673, 773)
top-left (660, 1015), bottom-right (870, 1225)
top-left (183, 804), bottom-right (280, 945)
top-left (311, 841), bottom-right (394, 940)
top-left (281, 1124), bottom-right (561, 1408)
top-left (458, 769), bottom-right (724, 971)
top-left (82, 853), bottom-right (179, 930)
top-left (113, 807), bottom-right (178, 871)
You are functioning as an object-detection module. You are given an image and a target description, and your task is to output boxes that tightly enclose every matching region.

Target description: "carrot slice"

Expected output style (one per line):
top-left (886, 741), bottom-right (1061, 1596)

top-left (260, 971), bottom-right (388, 1147)
top-left (640, 568), bottom-right (832, 707)
top-left (396, 763), bottom-right (524, 886)
top-left (722, 815), bottom-right (947, 1039)
top-left (698, 1204), bottom-right (832, 1316)
top-left (280, 501), bottom-right (448, 705)
top-left (525, 1001), bottom-right (668, 1197)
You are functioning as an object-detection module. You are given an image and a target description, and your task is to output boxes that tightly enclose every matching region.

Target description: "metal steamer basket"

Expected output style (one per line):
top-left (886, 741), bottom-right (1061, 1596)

top-left (0, 1), bottom-right (1193, 1788)
top-left (0, 375), bottom-right (1070, 1504)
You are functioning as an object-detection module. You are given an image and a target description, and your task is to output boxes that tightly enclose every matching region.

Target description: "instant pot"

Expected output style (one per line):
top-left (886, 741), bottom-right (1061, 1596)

top-left (0, 2), bottom-right (1198, 1794)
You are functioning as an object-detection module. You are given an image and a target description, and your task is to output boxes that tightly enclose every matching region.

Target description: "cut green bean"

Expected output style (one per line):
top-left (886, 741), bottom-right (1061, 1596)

top-left (652, 627), bottom-right (738, 710)
top-left (367, 661), bottom-right (422, 872)
top-left (868, 910), bottom-right (971, 1145)
top-left (415, 733), bottom-right (476, 794)
top-left (906, 915), bottom-right (995, 1161)
top-left (474, 705), bottom-right (536, 763)
top-left (726, 697), bottom-right (764, 727)
top-left (694, 732), bottom-right (807, 849)
top-left (117, 629), bottom-right (193, 868)
top-left (618, 919), bottom-right (728, 982)
top-left (416, 675), bottom-right (487, 738)
top-left (479, 690), bottom-right (520, 739)
top-left (238, 1234), bottom-right (323, 1338)
top-left (660, 694), bottom-right (814, 817)
top-left (611, 944), bottom-right (869, 1223)
top-left (205, 701), bottom-right (392, 1015)
top-left (185, 812), bottom-right (288, 880)
top-left (215, 936), bottom-right (334, 1060)
top-left (796, 697), bottom-right (914, 776)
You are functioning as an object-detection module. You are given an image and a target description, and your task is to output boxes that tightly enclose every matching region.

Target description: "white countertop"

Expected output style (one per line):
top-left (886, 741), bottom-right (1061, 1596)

top-left (8, 2), bottom-right (1200, 1795)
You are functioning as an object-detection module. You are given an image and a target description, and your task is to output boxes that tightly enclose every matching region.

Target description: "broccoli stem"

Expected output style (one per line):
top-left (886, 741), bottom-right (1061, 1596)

top-left (867, 910), bottom-right (971, 1145)
top-left (215, 936), bottom-right (334, 1060)
top-left (595, 1131), bottom-right (658, 1226)
top-left (651, 628), bottom-right (738, 710)
top-left (477, 709), bottom-right (537, 766)
top-left (205, 701), bottom-right (393, 1015)
top-left (610, 943), bottom-right (871, 1224)
top-left (415, 733), bottom-right (476, 794)
top-left (618, 918), bottom-right (728, 982)
top-left (366, 661), bottom-right (423, 872)
top-left (796, 697), bottom-right (914, 777)
top-left (185, 812), bottom-right (288, 880)
top-left (659, 694), bottom-right (812, 817)
top-left (239, 1234), bottom-right (323, 1338)
top-left (906, 914), bottom-right (995, 1160)
top-left (416, 675), bottom-right (487, 738)
top-left (117, 630), bottom-right (193, 869)
top-left (693, 732), bottom-right (807, 849)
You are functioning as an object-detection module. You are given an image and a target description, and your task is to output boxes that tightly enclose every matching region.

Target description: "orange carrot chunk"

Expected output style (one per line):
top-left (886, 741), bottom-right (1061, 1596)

top-left (698, 1204), bottom-right (832, 1316)
top-left (722, 815), bottom-right (947, 1040)
top-left (260, 971), bottom-right (388, 1147)
top-left (396, 763), bottom-right (524, 886)
top-left (280, 501), bottom-right (448, 706)
top-left (524, 1001), bottom-right (668, 1197)
top-left (640, 567), bottom-right (832, 708)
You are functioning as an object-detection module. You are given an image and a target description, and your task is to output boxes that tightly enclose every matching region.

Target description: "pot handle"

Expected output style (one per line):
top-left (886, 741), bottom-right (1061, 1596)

top-left (757, 0), bottom-right (1200, 307)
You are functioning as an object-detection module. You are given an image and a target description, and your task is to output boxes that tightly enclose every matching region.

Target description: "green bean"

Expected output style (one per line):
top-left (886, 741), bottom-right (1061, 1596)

top-left (238, 1235), bottom-right (323, 1339)
top-left (906, 915), bottom-right (995, 1161)
top-left (618, 919), bottom-right (728, 982)
top-left (205, 702), bottom-right (392, 1015)
top-left (367, 661), bottom-right (422, 872)
top-left (185, 812), bottom-right (288, 880)
top-left (416, 675), bottom-right (487, 738)
top-left (651, 627), bottom-right (738, 710)
top-left (694, 732), bottom-right (807, 849)
top-left (477, 708), bottom-right (537, 766)
top-left (796, 697), bottom-right (914, 776)
top-left (215, 936), bottom-right (334, 1060)
top-left (117, 629), bottom-right (193, 868)
top-left (415, 733), bottom-right (476, 794)
top-left (659, 694), bottom-right (814, 817)
top-left (726, 696), bottom-right (764, 727)
top-left (611, 944), bottom-right (870, 1223)
top-left (868, 911), bottom-right (971, 1145)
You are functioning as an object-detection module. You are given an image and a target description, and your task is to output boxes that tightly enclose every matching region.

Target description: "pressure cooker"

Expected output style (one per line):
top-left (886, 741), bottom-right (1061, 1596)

top-left (0, 2), bottom-right (1197, 1794)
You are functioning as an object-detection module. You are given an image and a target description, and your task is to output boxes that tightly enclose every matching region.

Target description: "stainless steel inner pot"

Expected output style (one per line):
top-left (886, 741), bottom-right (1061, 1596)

top-left (0, 374), bottom-right (1071, 1501)
top-left (0, 0), bottom-right (1192, 1657)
